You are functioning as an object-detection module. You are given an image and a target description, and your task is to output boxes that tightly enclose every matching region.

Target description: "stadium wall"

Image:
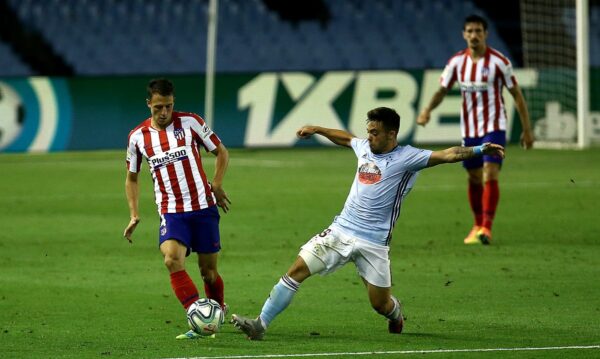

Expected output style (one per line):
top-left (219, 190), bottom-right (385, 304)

top-left (1, 69), bottom-right (599, 152)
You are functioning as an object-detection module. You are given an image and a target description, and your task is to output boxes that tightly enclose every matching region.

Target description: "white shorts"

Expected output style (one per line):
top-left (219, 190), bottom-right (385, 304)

top-left (299, 226), bottom-right (392, 288)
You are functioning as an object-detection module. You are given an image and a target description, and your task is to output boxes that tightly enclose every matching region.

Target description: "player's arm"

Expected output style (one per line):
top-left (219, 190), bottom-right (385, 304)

top-left (210, 143), bottom-right (231, 213)
top-left (296, 126), bottom-right (355, 147)
top-left (124, 171), bottom-right (140, 243)
top-left (508, 84), bottom-right (534, 149)
top-left (426, 143), bottom-right (505, 168)
top-left (417, 86), bottom-right (449, 126)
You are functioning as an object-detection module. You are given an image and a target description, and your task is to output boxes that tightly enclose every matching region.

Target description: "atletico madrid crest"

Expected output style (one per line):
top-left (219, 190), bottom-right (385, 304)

top-left (174, 128), bottom-right (185, 140)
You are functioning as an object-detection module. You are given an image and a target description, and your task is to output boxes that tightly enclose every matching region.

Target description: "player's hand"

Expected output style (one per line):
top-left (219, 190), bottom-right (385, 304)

top-left (481, 142), bottom-right (505, 159)
top-left (416, 111), bottom-right (431, 126)
top-left (123, 217), bottom-right (140, 243)
top-left (212, 185), bottom-right (231, 213)
top-left (296, 126), bottom-right (317, 139)
top-left (520, 129), bottom-right (534, 150)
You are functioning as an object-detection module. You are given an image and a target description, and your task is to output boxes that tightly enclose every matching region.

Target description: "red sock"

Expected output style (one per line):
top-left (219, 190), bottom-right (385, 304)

top-left (204, 275), bottom-right (224, 307)
top-left (468, 181), bottom-right (484, 226)
top-left (170, 270), bottom-right (199, 310)
top-left (482, 180), bottom-right (499, 230)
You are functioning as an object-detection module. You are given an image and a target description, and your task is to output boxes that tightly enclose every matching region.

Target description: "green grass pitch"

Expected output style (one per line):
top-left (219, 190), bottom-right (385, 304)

top-left (0, 146), bottom-right (599, 358)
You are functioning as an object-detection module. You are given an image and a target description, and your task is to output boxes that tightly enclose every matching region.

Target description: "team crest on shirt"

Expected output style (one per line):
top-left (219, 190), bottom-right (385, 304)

top-left (481, 66), bottom-right (490, 77)
top-left (358, 162), bottom-right (382, 184)
top-left (173, 128), bottom-right (185, 140)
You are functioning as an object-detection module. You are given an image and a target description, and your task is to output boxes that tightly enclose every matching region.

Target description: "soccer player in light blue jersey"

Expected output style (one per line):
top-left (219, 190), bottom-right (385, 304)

top-left (232, 107), bottom-right (505, 340)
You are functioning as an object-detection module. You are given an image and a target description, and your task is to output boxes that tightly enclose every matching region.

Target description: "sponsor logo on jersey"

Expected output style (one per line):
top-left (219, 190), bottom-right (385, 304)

top-left (460, 81), bottom-right (489, 93)
top-left (358, 162), bottom-right (382, 184)
top-left (200, 125), bottom-right (213, 139)
top-left (149, 145), bottom-right (188, 169)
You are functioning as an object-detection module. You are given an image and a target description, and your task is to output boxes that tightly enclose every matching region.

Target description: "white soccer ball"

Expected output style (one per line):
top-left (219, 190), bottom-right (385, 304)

top-left (187, 298), bottom-right (224, 336)
top-left (0, 82), bottom-right (25, 150)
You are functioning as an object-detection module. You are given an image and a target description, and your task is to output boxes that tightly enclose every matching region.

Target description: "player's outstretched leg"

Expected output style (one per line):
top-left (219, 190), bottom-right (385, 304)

top-left (231, 314), bottom-right (265, 340)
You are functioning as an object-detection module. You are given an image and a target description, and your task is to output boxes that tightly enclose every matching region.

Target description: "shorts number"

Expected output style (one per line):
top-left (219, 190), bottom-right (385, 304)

top-left (318, 229), bottom-right (331, 237)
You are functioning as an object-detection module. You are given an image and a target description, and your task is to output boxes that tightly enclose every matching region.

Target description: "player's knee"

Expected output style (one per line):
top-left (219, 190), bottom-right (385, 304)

top-left (468, 173), bottom-right (483, 184)
top-left (483, 170), bottom-right (499, 182)
top-left (201, 268), bottom-right (217, 283)
top-left (483, 163), bottom-right (500, 180)
top-left (297, 251), bottom-right (324, 278)
top-left (163, 254), bottom-right (184, 272)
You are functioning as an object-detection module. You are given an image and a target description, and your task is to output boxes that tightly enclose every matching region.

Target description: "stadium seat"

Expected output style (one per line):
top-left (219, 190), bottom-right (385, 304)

top-left (0, 42), bottom-right (33, 76)
top-left (2, 0), bottom-right (559, 75)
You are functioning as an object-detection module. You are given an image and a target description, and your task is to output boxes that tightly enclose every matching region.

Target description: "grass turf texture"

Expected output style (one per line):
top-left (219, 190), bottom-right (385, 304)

top-left (0, 146), bottom-right (598, 358)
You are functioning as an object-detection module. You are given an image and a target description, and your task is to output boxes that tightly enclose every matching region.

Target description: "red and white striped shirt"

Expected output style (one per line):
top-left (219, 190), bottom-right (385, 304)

top-left (440, 47), bottom-right (517, 138)
top-left (126, 111), bottom-right (221, 214)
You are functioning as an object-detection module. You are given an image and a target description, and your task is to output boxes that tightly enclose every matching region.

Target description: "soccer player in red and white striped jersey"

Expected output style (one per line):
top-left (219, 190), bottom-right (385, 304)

top-left (123, 78), bottom-right (230, 339)
top-left (417, 14), bottom-right (534, 245)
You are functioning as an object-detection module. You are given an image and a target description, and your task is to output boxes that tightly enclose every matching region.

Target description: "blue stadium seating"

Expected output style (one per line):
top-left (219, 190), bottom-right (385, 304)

top-left (2, 0), bottom-right (596, 76)
top-left (0, 42), bottom-right (32, 76)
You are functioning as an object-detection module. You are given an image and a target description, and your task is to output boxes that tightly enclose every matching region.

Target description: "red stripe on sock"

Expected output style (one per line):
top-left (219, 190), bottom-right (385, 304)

top-left (170, 270), bottom-right (199, 310)
top-left (204, 275), bottom-right (224, 307)
top-left (468, 181), bottom-right (484, 226)
top-left (482, 180), bottom-right (499, 229)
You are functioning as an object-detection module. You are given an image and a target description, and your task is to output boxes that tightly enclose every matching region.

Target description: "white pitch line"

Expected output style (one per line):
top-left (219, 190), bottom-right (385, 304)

top-left (163, 345), bottom-right (600, 359)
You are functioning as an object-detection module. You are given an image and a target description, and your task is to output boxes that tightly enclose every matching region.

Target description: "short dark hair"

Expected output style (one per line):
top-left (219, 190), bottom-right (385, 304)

top-left (366, 107), bottom-right (400, 134)
top-left (147, 78), bottom-right (174, 100)
top-left (463, 14), bottom-right (488, 31)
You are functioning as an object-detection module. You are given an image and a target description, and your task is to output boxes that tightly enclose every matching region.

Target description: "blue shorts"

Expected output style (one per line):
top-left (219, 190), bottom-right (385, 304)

top-left (462, 131), bottom-right (506, 170)
top-left (159, 206), bottom-right (221, 256)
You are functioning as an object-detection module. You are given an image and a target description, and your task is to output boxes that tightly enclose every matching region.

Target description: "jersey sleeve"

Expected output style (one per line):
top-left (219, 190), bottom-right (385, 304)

top-left (498, 59), bottom-right (517, 89)
top-left (126, 131), bottom-right (142, 173)
top-left (350, 138), bottom-right (368, 157)
top-left (189, 115), bottom-right (222, 152)
top-left (440, 59), bottom-right (458, 89)
top-left (402, 145), bottom-right (433, 172)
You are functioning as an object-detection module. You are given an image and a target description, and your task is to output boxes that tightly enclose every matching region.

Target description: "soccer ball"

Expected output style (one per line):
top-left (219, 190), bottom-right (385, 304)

top-left (0, 82), bottom-right (25, 150)
top-left (187, 298), bottom-right (224, 336)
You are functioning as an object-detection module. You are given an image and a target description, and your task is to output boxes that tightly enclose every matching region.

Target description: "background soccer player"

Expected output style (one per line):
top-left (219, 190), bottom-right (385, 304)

top-left (123, 78), bottom-right (230, 339)
top-left (417, 14), bottom-right (534, 245)
top-left (231, 107), bottom-right (505, 340)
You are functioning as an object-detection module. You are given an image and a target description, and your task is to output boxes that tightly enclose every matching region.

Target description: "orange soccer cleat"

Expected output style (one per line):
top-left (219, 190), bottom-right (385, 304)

top-left (476, 227), bottom-right (492, 245)
top-left (463, 225), bottom-right (481, 244)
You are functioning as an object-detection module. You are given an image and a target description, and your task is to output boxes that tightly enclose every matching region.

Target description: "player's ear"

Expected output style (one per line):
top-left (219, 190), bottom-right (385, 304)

top-left (388, 130), bottom-right (398, 140)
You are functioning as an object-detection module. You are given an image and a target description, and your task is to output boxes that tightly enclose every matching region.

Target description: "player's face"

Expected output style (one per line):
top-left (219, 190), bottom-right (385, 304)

top-left (147, 94), bottom-right (174, 129)
top-left (463, 22), bottom-right (488, 51)
top-left (367, 121), bottom-right (396, 154)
